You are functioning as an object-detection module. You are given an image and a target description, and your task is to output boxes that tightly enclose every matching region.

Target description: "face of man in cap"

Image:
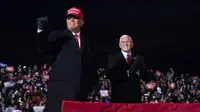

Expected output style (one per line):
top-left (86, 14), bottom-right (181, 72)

top-left (119, 35), bottom-right (133, 52)
top-left (66, 15), bottom-right (83, 33)
top-left (66, 7), bottom-right (84, 33)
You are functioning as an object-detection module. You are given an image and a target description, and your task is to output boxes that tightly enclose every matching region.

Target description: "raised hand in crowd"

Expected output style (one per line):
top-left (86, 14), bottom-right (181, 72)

top-left (166, 68), bottom-right (174, 81)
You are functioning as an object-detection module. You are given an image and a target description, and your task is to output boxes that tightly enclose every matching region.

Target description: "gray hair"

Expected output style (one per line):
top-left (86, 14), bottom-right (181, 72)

top-left (119, 34), bottom-right (133, 43)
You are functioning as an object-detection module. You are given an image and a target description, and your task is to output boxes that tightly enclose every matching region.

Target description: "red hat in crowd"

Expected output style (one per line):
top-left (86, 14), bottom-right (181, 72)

top-left (66, 7), bottom-right (83, 19)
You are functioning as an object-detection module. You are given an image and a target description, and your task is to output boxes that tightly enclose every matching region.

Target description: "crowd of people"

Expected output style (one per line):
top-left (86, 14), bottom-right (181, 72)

top-left (88, 68), bottom-right (200, 104)
top-left (0, 63), bottom-right (200, 111)
top-left (0, 64), bottom-right (49, 112)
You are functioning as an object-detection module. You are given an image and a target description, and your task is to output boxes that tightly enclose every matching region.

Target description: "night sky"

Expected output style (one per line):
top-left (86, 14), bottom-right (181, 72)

top-left (0, 0), bottom-right (200, 74)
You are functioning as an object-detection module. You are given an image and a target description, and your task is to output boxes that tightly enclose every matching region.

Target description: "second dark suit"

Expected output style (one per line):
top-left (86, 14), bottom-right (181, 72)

top-left (107, 52), bottom-right (152, 103)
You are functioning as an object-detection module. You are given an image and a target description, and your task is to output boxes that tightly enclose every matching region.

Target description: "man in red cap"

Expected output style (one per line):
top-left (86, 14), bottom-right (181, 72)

top-left (36, 7), bottom-right (96, 112)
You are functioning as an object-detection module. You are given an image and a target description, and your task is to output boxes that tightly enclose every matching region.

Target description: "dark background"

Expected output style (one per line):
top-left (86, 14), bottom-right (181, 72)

top-left (0, 0), bottom-right (199, 75)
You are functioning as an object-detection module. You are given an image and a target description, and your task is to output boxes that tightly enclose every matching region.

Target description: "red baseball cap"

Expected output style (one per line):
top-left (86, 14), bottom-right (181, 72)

top-left (66, 7), bottom-right (83, 19)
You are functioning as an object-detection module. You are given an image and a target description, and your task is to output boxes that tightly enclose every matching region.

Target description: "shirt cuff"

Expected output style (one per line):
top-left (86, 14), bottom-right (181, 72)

top-left (37, 29), bottom-right (43, 33)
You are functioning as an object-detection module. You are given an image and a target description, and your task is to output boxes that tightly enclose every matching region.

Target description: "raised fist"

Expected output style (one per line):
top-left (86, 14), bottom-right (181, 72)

top-left (36, 16), bottom-right (48, 30)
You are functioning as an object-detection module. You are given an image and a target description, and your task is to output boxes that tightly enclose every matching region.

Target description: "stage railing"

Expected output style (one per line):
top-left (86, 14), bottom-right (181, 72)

top-left (62, 101), bottom-right (200, 112)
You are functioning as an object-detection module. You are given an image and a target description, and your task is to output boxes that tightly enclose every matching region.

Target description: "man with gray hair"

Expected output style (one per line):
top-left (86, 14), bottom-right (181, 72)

top-left (107, 34), bottom-right (153, 103)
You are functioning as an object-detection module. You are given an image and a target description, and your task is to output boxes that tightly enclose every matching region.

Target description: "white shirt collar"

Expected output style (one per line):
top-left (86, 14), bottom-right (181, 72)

top-left (121, 51), bottom-right (131, 59)
top-left (72, 32), bottom-right (81, 39)
top-left (72, 32), bottom-right (81, 48)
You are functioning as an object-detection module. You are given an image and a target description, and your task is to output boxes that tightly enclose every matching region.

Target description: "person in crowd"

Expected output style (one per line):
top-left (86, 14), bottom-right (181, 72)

top-left (107, 34), bottom-right (154, 103)
top-left (36, 7), bottom-right (96, 112)
top-left (0, 64), bottom-right (200, 111)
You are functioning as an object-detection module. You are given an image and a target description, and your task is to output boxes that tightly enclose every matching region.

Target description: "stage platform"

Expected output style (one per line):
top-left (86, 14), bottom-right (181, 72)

top-left (62, 101), bottom-right (200, 112)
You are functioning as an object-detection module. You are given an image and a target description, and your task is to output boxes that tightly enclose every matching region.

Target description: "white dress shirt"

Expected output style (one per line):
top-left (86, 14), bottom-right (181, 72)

top-left (121, 51), bottom-right (132, 63)
top-left (121, 51), bottom-right (132, 77)
top-left (72, 32), bottom-right (81, 48)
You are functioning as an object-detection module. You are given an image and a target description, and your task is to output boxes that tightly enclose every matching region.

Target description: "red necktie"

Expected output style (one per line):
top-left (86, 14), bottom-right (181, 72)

top-left (74, 34), bottom-right (80, 50)
top-left (127, 53), bottom-right (131, 66)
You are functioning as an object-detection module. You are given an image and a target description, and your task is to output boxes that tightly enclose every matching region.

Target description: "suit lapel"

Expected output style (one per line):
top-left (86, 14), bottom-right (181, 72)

top-left (119, 52), bottom-right (136, 66)
top-left (62, 28), bottom-right (74, 39)
top-left (118, 53), bottom-right (129, 67)
top-left (131, 54), bottom-right (136, 64)
top-left (62, 28), bottom-right (84, 52)
top-left (119, 53), bottom-right (126, 63)
top-left (80, 33), bottom-right (85, 52)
